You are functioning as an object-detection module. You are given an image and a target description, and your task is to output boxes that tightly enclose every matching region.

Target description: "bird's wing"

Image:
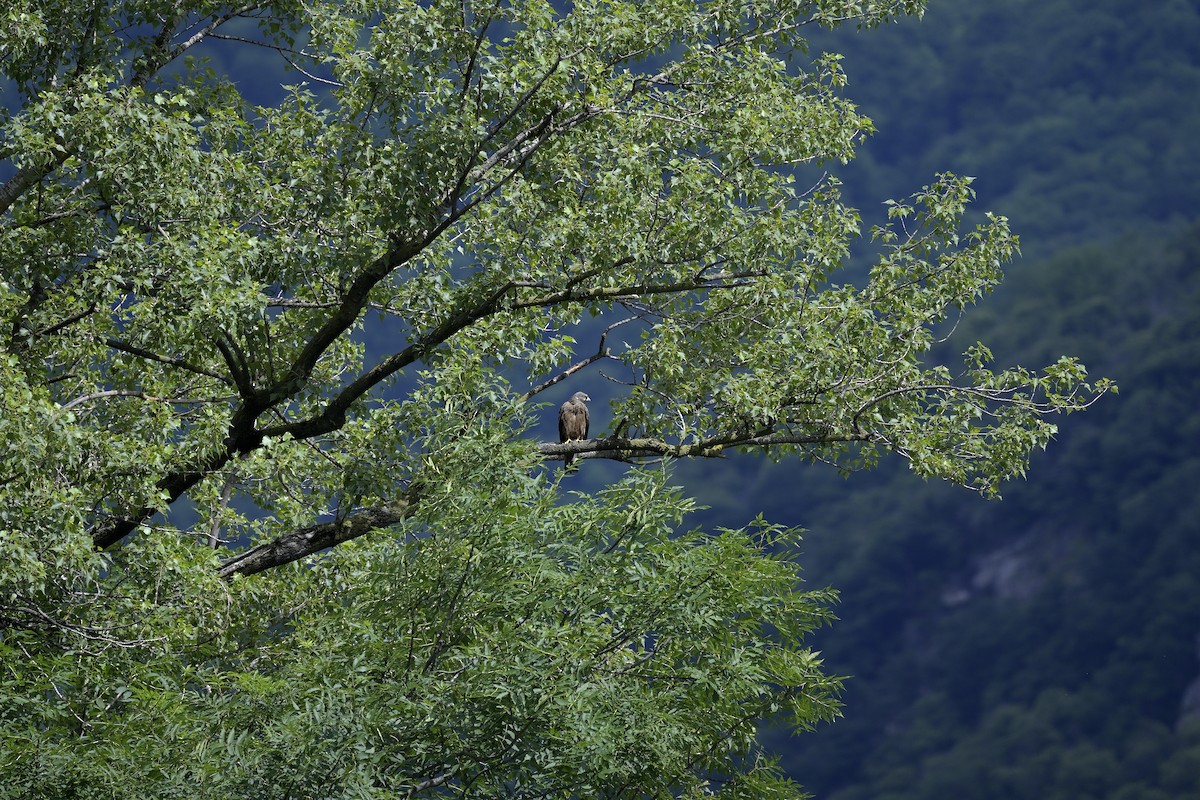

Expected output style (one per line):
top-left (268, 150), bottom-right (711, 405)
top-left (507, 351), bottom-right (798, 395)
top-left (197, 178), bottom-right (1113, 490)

top-left (558, 404), bottom-right (570, 442)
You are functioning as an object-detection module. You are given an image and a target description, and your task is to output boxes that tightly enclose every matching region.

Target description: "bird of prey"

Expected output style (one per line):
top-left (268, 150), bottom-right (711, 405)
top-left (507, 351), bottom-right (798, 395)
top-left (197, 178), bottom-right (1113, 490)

top-left (558, 391), bottom-right (591, 467)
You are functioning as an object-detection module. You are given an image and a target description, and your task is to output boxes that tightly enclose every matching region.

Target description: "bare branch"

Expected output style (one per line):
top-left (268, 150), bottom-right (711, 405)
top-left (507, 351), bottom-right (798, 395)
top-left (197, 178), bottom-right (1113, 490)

top-left (538, 429), bottom-right (873, 462)
top-left (105, 338), bottom-right (232, 384)
top-left (405, 772), bottom-right (454, 797)
top-left (520, 350), bottom-right (610, 403)
top-left (520, 316), bottom-right (639, 402)
top-left (207, 33), bottom-right (343, 87)
top-left (217, 498), bottom-right (416, 578)
top-left (163, 2), bottom-right (268, 68)
top-left (0, 152), bottom-right (72, 217)
top-left (60, 389), bottom-right (234, 411)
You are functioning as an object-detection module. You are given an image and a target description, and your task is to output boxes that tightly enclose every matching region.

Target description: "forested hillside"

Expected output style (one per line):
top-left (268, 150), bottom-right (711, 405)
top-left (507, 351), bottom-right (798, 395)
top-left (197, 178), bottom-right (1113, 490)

top-left (815, 0), bottom-right (1200, 256)
top-left (750, 226), bottom-right (1200, 799)
top-left (687, 1), bottom-right (1200, 796)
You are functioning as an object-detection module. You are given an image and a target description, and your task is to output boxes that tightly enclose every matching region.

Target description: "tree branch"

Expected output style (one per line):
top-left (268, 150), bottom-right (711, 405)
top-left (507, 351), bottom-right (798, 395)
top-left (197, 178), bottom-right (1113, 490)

top-left (60, 389), bottom-right (233, 411)
top-left (521, 351), bottom-right (610, 403)
top-left (274, 238), bottom-right (423, 404)
top-left (217, 498), bottom-right (417, 578)
top-left (519, 315), bottom-right (638, 402)
top-left (404, 772), bottom-right (454, 798)
top-left (257, 278), bottom-right (518, 440)
top-left (208, 424), bottom-right (865, 579)
top-left (213, 335), bottom-right (255, 397)
top-left (160, 2), bottom-right (268, 73)
top-left (105, 337), bottom-right (232, 384)
top-left (511, 270), bottom-right (765, 310)
top-left (37, 305), bottom-right (98, 338)
top-left (0, 154), bottom-right (72, 216)
top-left (538, 429), bottom-right (873, 462)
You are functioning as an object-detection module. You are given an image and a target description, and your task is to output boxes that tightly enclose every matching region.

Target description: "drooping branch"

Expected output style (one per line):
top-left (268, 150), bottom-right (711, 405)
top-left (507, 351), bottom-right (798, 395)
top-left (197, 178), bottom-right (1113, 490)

top-left (850, 378), bottom-right (1111, 430)
top-left (0, 602), bottom-right (166, 647)
top-left (60, 389), bottom-right (234, 411)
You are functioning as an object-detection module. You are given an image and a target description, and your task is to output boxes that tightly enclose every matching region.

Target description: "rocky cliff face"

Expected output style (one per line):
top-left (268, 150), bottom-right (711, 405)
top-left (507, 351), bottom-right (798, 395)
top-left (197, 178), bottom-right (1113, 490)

top-left (1180, 632), bottom-right (1200, 729)
top-left (942, 527), bottom-right (1079, 608)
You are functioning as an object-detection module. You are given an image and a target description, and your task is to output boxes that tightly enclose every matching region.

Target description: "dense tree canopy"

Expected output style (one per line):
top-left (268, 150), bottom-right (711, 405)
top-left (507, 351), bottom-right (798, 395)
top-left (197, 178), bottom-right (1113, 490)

top-left (0, 1), bottom-right (1108, 796)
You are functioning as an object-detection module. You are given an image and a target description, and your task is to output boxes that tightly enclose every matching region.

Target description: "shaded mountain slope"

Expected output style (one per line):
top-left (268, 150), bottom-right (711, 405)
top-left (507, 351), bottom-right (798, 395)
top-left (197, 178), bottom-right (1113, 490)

top-left (815, 0), bottom-right (1200, 258)
top-left (713, 223), bottom-right (1200, 799)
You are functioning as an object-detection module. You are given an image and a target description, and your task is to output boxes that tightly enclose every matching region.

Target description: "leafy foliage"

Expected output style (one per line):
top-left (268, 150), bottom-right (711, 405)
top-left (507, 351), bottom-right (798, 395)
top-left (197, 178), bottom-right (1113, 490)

top-left (0, 1), bottom-right (1105, 796)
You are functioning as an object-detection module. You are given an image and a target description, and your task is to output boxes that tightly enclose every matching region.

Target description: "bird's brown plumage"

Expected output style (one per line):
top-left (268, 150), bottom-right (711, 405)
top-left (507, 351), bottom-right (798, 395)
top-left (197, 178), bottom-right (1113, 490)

top-left (558, 391), bottom-right (591, 467)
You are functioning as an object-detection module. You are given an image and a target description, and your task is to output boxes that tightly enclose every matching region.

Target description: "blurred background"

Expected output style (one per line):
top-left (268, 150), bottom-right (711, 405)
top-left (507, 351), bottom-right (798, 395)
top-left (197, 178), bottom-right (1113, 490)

top-left (677, 2), bottom-right (1200, 797)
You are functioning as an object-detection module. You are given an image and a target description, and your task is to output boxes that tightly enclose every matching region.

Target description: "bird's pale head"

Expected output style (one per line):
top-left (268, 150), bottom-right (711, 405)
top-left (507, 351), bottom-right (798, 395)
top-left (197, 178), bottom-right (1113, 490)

top-left (570, 391), bottom-right (591, 403)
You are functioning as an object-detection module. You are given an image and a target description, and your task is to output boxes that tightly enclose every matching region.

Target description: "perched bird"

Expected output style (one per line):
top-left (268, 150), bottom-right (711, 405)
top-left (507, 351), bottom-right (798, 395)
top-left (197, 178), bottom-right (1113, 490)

top-left (558, 391), bottom-right (591, 467)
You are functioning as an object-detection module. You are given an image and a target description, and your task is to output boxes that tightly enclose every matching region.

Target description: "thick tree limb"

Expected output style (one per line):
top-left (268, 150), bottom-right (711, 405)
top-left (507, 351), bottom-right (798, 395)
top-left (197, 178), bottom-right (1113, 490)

top-left (91, 454), bottom-right (238, 548)
top-left (217, 499), bottom-right (416, 578)
top-left (404, 772), bottom-right (454, 797)
top-left (256, 277), bottom-right (518, 442)
top-left (0, 154), bottom-right (72, 216)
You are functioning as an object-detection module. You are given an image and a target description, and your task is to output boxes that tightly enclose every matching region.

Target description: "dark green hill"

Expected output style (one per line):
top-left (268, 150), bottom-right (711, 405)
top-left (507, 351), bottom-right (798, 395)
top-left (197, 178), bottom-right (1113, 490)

top-left (814, 0), bottom-right (1200, 258)
top-left (705, 222), bottom-right (1200, 799)
top-left (673, 2), bottom-right (1200, 794)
